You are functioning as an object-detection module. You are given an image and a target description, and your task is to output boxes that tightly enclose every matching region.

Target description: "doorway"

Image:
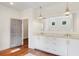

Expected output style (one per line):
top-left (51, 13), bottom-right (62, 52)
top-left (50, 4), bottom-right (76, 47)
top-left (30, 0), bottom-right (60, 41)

top-left (10, 19), bottom-right (22, 48)
top-left (23, 19), bottom-right (28, 48)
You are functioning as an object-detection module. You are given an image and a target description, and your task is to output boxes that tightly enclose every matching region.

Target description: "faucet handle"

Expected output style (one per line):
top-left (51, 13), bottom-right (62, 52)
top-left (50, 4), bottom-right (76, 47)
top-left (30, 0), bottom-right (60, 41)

top-left (64, 34), bottom-right (71, 38)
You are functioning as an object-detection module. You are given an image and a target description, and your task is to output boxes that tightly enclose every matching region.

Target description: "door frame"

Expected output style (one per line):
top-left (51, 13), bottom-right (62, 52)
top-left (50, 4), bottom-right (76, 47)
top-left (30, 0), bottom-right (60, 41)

top-left (10, 18), bottom-right (23, 48)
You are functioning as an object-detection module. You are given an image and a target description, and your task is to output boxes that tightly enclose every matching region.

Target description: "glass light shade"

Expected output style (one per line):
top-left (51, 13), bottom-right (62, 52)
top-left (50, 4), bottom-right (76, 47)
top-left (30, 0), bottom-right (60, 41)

top-left (64, 3), bottom-right (70, 16)
top-left (64, 11), bottom-right (70, 16)
top-left (37, 16), bottom-right (44, 23)
top-left (39, 16), bottom-right (43, 19)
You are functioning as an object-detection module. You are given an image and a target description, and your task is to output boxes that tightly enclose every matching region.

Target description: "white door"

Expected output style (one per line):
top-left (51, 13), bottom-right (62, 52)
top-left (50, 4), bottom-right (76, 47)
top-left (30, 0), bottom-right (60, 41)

top-left (68, 39), bottom-right (79, 56)
top-left (10, 19), bottom-right (22, 48)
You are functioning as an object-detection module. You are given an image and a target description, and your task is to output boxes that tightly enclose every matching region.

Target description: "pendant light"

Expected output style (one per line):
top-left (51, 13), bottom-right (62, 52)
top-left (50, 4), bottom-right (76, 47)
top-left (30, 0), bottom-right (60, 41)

top-left (64, 2), bottom-right (70, 16)
top-left (38, 6), bottom-right (43, 19)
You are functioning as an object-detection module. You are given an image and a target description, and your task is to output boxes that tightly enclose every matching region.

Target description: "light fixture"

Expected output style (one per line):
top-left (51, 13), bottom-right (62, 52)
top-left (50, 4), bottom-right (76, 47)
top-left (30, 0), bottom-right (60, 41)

top-left (38, 6), bottom-right (43, 19)
top-left (64, 2), bottom-right (70, 16)
top-left (10, 2), bottom-right (14, 5)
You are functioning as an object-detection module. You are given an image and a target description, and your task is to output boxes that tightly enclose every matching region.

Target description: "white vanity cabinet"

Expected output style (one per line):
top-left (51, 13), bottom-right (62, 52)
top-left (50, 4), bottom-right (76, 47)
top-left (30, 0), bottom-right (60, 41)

top-left (40, 37), bottom-right (68, 56)
top-left (34, 36), bottom-right (54, 51)
top-left (34, 36), bottom-right (57, 54)
top-left (55, 38), bottom-right (67, 56)
top-left (68, 39), bottom-right (79, 56)
top-left (29, 35), bottom-right (79, 56)
top-left (32, 36), bottom-right (68, 56)
top-left (35, 36), bottom-right (46, 50)
top-left (32, 36), bottom-right (47, 50)
top-left (42, 37), bottom-right (57, 54)
top-left (29, 36), bottom-right (39, 49)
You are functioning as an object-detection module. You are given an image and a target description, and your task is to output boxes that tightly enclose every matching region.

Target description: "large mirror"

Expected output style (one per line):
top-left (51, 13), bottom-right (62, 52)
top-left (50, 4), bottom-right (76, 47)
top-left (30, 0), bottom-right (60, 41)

top-left (43, 15), bottom-right (73, 32)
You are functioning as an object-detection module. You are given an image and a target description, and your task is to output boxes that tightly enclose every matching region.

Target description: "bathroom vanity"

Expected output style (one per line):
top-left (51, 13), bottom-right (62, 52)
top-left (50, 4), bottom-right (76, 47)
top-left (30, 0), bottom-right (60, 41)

top-left (29, 15), bottom-right (79, 56)
top-left (30, 32), bottom-right (79, 56)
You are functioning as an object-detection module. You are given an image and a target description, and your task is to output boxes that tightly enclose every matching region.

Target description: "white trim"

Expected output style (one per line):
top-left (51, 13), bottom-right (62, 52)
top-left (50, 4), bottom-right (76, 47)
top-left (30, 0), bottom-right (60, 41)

top-left (22, 19), bottom-right (24, 45)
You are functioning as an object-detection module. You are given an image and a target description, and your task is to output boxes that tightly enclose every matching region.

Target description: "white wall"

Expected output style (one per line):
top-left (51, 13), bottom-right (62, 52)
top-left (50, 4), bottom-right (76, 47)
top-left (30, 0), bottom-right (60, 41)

top-left (0, 4), bottom-right (20, 50)
top-left (74, 12), bottom-right (79, 32)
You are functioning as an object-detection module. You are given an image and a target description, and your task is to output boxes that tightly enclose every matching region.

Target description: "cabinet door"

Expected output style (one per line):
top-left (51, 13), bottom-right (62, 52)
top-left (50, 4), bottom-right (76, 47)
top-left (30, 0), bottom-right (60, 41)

top-left (55, 38), bottom-right (67, 56)
top-left (35, 36), bottom-right (44, 50)
top-left (34, 36), bottom-right (44, 50)
top-left (29, 36), bottom-right (37, 49)
top-left (68, 39), bottom-right (79, 56)
top-left (35, 36), bottom-right (57, 54)
top-left (43, 37), bottom-right (57, 54)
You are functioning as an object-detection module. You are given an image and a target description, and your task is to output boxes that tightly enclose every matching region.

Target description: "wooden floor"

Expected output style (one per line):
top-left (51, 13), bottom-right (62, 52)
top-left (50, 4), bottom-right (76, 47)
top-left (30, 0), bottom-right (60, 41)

top-left (30, 49), bottom-right (58, 56)
top-left (0, 39), bottom-right (29, 56)
top-left (0, 39), bottom-right (58, 56)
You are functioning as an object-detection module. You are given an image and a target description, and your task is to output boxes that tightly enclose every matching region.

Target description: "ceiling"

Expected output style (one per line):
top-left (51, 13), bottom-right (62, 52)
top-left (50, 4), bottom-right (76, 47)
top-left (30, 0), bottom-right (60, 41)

top-left (0, 2), bottom-right (79, 11)
top-left (0, 2), bottom-right (64, 11)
